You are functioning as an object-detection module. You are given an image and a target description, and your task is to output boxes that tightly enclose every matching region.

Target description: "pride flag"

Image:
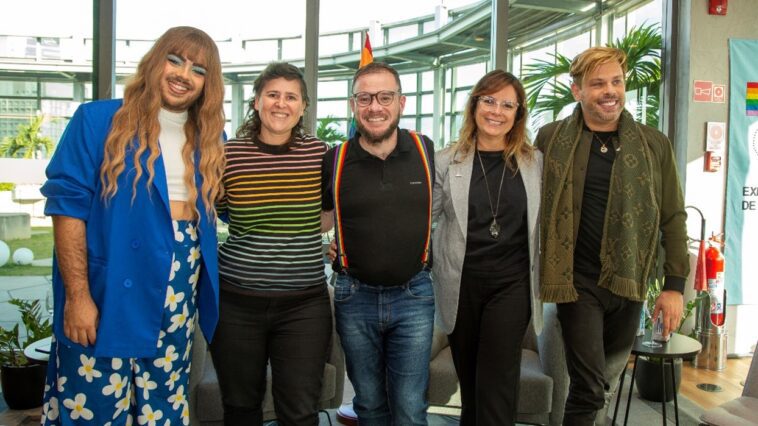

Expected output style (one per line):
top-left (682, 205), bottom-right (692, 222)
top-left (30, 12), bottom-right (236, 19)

top-left (747, 82), bottom-right (758, 116)
top-left (349, 33), bottom-right (374, 138)
top-left (359, 32), bottom-right (374, 68)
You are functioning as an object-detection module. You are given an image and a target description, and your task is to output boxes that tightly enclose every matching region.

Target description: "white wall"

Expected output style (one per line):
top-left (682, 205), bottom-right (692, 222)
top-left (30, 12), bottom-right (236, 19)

top-left (684, 2), bottom-right (758, 356)
top-left (0, 158), bottom-right (48, 184)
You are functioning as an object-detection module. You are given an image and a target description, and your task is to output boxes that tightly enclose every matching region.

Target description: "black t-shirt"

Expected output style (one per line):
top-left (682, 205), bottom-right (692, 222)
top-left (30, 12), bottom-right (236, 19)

top-left (574, 129), bottom-right (617, 281)
top-left (462, 150), bottom-right (529, 281)
top-left (322, 129), bottom-right (435, 286)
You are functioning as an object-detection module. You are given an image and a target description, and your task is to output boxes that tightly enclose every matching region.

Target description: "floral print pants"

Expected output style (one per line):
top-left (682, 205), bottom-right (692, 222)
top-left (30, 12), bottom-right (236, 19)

top-left (41, 220), bottom-right (200, 426)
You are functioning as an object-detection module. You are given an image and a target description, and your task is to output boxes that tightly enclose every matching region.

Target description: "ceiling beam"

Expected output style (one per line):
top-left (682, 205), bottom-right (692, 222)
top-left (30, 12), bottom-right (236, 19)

top-left (510, 0), bottom-right (596, 14)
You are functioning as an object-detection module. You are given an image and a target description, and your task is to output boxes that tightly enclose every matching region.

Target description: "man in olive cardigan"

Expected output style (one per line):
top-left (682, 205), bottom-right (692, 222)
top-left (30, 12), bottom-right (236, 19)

top-left (535, 47), bottom-right (689, 425)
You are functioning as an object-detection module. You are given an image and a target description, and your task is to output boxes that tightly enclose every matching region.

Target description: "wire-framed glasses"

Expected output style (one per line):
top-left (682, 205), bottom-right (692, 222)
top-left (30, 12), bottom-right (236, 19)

top-left (477, 96), bottom-right (519, 112)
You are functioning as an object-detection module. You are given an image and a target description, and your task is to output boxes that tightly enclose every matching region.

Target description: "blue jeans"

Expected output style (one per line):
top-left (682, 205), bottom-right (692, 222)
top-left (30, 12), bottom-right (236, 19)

top-left (334, 269), bottom-right (435, 426)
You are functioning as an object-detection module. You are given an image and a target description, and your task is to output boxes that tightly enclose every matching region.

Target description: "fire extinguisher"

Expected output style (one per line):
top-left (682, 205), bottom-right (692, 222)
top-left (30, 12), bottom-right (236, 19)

top-left (705, 235), bottom-right (726, 326)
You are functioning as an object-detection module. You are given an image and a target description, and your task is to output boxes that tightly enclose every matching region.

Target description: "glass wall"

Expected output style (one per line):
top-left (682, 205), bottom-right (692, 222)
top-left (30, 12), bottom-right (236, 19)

top-left (0, 0), bottom-right (92, 146)
top-left (0, 0), bottom-right (663, 155)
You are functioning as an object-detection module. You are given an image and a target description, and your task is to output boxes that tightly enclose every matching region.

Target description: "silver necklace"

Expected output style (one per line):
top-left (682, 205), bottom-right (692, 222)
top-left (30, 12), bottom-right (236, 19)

top-left (476, 148), bottom-right (507, 239)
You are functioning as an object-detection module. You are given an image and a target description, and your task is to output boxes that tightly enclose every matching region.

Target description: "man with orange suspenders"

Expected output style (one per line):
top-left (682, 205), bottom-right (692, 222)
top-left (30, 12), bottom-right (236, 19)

top-left (322, 62), bottom-right (436, 426)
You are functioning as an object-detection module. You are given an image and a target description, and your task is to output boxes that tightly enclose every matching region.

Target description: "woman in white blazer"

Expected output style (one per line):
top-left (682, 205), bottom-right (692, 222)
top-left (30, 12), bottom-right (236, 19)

top-left (431, 70), bottom-right (542, 426)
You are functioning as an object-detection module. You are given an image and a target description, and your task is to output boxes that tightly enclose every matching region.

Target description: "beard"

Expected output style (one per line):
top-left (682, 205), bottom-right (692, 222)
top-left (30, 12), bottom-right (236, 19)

top-left (584, 95), bottom-right (624, 124)
top-left (355, 114), bottom-right (401, 145)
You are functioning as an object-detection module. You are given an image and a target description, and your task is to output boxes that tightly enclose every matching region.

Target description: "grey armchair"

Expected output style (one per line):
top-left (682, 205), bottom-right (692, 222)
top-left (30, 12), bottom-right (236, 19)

top-left (427, 303), bottom-right (568, 425)
top-left (700, 341), bottom-right (758, 425)
top-left (187, 286), bottom-right (345, 426)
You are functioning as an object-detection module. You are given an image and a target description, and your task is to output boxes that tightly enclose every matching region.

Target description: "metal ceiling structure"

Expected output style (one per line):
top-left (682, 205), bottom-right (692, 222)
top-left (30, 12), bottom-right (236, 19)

top-left (0, 0), bottom-right (650, 84)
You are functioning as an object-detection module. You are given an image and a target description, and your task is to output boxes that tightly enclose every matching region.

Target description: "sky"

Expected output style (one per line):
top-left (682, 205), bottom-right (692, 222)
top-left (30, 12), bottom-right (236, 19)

top-left (3, 0), bottom-right (479, 39)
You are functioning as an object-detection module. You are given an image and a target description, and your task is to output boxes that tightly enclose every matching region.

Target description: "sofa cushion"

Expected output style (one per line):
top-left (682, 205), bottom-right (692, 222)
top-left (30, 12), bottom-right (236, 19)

top-left (700, 396), bottom-right (758, 426)
top-left (427, 347), bottom-right (553, 416)
top-left (517, 349), bottom-right (553, 414)
top-left (428, 346), bottom-right (461, 407)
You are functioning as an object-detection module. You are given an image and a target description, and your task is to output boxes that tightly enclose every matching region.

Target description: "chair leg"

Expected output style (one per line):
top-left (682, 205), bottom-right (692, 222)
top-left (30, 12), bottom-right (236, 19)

top-left (661, 358), bottom-right (667, 425)
top-left (624, 355), bottom-right (639, 426)
top-left (612, 361), bottom-right (628, 425)
top-left (320, 409), bottom-right (334, 426)
top-left (671, 359), bottom-right (679, 426)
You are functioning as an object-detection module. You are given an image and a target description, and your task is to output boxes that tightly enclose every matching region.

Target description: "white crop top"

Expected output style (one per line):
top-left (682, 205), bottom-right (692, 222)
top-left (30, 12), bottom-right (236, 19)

top-left (158, 108), bottom-right (190, 202)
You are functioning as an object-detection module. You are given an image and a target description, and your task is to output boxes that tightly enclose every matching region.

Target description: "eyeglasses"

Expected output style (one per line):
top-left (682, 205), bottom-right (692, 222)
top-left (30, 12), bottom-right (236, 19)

top-left (477, 96), bottom-right (519, 112)
top-left (352, 91), bottom-right (400, 107)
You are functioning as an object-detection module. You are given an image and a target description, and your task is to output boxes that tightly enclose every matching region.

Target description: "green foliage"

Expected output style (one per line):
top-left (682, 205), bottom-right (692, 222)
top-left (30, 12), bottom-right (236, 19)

top-left (317, 116), bottom-right (347, 147)
top-left (0, 114), bottom-right (55, 159)
top-left (0, 182), bottom-right (16, 191)
top-left (522, 24), bottom-right (662, 127)
top-left (0, 299), bottom-right (53, 366)
top-left (0, 324), bottom-right (23, 366)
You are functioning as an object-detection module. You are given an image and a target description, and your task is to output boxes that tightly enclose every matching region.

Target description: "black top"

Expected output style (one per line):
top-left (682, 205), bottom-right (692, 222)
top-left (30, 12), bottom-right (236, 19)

top-left (574, 129), bottom-right (617, 281)
top-left (463, 150), bottom-right (529, 281)
top-left (322, 129), bottom-right (435, 286)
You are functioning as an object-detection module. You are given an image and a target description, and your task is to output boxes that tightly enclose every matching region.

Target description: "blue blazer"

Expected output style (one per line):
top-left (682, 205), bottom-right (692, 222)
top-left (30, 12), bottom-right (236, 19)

top-left (41, 99), bottom-right (220, 358)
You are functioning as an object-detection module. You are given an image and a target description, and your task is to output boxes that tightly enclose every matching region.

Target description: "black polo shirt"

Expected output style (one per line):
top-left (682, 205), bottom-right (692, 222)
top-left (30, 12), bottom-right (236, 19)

top-left (322, 129), bottom-right (435, 286)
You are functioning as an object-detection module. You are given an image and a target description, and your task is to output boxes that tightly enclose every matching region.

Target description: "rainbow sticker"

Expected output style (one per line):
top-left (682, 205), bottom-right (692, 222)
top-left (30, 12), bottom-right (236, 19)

top-left (748, 82), bottom-right (758, 116)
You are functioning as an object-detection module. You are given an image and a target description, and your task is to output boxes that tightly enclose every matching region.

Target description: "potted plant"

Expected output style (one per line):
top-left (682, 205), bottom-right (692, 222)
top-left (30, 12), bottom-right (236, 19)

top-left (634, 279), bottom-right (698, 402)
top-left (0, 298), bottom-right (52, 409)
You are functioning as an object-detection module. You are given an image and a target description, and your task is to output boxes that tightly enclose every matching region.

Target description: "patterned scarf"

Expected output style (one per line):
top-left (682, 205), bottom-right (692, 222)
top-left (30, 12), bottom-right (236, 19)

top-left (540, 106), bottom-right (660, 303)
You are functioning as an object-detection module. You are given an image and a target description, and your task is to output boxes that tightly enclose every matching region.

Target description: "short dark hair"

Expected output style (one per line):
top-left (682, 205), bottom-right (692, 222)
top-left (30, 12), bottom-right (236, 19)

top-left (351, 62), bottom-right (402, 93)
top-left (237, 62), bottom-right (309, 139)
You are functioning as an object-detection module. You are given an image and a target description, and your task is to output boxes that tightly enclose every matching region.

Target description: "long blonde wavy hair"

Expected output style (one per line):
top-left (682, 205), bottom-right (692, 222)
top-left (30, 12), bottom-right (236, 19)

top-left (99, 26), bottom-right (225, 221)
top-left (455, 69), bottom-right (533, 172)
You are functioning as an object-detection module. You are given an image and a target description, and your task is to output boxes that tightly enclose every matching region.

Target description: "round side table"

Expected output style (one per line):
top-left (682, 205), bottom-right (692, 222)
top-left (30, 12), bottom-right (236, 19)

top-left (23, 336), bottom-right (52, 363)
top-left (612, 331), bottom-right (702, 426)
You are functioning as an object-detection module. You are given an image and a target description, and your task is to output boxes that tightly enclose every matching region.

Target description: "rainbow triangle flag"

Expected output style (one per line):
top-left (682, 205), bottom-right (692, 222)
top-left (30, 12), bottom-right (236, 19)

top-left (349, 33), bottom-right (374, 138)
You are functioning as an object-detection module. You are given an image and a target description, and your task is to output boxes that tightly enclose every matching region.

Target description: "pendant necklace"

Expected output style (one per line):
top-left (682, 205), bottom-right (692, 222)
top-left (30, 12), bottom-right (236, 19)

top-left (593, 132), bottom-right (620, 154)
top-left (475, 147), bottom-right (507, 239)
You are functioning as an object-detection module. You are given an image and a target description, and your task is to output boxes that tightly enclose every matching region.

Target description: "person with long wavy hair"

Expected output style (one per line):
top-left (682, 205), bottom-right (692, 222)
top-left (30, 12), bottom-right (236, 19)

top-left (39, 26), bottom-right (225, 425)
top-left (209, 62), bottom-right (332, 426)
top-left (432, 69), bottom-right (543, 425)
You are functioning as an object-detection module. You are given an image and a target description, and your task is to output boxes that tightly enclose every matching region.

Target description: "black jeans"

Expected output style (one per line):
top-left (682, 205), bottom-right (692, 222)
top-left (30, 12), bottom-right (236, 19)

top-left (556, 273), bottom-right (643, 426)
top-left (209, 284), bottom-right (332, 426)
top-left (447, 273), bottom-right (531, 426)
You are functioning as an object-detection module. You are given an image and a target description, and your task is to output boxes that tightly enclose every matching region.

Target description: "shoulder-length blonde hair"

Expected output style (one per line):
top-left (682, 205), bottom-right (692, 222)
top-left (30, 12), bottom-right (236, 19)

top-left (455, 69), bottom-right (533, 171)
top-left (99, 26), bottom-right (225, 221)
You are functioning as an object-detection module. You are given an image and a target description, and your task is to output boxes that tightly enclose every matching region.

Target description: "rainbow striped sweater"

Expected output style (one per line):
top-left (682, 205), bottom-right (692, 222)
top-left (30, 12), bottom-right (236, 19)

top-left (217, 134), bottom-right (328, 292)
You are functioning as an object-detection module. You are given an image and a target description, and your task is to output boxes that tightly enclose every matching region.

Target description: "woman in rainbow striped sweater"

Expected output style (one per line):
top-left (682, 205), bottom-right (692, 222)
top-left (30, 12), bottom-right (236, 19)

top-left (209, 62), bottom-right (332, 426)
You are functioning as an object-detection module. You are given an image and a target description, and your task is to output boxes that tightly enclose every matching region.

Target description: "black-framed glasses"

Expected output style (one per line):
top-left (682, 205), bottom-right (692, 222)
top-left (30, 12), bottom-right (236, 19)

top-left (477, 96), bottom-right (519, 112)
top-left (352, 91), bottom-right (400, 107)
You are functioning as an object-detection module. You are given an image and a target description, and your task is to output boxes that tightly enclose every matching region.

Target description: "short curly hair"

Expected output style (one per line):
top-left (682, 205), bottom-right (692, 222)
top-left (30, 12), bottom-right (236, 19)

top-left (237, 62), bottom-right (309, 139)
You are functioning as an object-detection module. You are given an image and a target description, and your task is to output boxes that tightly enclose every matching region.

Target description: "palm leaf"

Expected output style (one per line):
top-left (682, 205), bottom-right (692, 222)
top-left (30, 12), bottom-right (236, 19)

top-left (522, 54), bottom-right (572, 113)
top-left (317, 116), bottom-right (347, 146)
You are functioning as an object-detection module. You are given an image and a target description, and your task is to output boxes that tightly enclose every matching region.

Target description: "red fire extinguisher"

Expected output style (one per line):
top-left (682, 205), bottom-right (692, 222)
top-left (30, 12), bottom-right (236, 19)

top-left (705, 235), bottom-right (726, 326)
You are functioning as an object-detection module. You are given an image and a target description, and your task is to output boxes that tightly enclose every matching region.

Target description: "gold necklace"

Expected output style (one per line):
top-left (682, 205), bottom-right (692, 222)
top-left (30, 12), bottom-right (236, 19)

top-left (592, 132), bottom-right (618, 154)
top-left (475, 148), bottom-right (507, 239)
